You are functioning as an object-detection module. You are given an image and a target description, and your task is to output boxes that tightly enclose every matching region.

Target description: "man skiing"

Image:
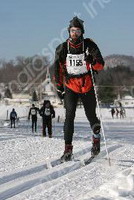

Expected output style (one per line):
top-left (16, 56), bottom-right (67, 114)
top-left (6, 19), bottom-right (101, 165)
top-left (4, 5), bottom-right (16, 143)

top-left (39, 100), bottom-right (55, 137)
top-left (54, 16), bottom-right (105, 162)
top-left (28, 104), bottom-right (39, 133)
top-left (10, 108), bottom-right (17, 128)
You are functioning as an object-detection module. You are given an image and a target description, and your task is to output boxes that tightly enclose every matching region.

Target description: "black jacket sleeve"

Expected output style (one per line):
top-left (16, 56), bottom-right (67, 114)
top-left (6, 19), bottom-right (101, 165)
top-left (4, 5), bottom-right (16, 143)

top-left (54, 42), bottom-right (67, 88)
top-left (39, 107), bottom-right (43, 117)
top-left (28, 108), bottom-right (31, 119)
top-left (51, 105), bottom-right (55, 118)
top-left (15, 112), bottom-right (17, 118)
top-left (85, 38), bottom-right (105, 66)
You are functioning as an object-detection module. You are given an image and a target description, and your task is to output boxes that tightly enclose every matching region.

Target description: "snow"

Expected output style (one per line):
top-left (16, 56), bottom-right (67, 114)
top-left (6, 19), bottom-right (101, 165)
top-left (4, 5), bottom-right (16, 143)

top-left (0, 104), bottom-right (134, 200)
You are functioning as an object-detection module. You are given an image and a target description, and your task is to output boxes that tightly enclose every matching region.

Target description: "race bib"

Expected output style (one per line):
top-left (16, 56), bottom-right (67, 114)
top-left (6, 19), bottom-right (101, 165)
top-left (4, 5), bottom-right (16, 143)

top-left (11, 113), bottom-right (16, 118)
top-left (66, 53), bottom-right (88, 75)
top-left (45, 108), bottom-right (51, 116)
top-left (31, 109), bottom-right (36, 115)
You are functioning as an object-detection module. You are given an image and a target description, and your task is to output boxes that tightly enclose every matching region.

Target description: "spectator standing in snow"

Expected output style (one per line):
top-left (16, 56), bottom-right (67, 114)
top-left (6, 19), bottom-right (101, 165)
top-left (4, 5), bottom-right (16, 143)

top-left (54, 16), bottom-right (104, 162)
top-left (28, 104), bottom-right (39, 133)
top-left (116, 108), bottom-right (120, 118)
top-left (39, 100), bottom-right (55, 138)
top-left (110, 108), bottom-right (115, 118)
top-left (10, 108), bottom-right (17, 128)
top-left (120, 107), bottom-right (126, 119)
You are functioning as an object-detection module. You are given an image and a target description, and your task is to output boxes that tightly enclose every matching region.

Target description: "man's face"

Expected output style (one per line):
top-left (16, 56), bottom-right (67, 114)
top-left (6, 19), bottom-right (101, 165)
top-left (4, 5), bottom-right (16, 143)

top-left (46, 103), bottom-right (50, 107)
top-left (70, 27), bottom-right (82, 40)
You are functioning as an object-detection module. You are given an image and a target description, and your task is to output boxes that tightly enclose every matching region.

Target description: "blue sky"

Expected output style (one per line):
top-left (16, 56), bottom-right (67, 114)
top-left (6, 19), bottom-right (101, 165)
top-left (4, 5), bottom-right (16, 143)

top-left (0, 0), bottom-right (134, 60)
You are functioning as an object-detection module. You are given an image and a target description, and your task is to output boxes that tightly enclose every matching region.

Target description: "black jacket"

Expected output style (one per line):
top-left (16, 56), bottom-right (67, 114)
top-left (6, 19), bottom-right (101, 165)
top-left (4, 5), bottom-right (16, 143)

top-left (39, 105), bottom-right (55, 119)
top-left (10, 111), bottom-right (17, 120)
top-left (28, 107), bottom-right (39, 119)
top-left (54, 38), bottom-right (104, 86)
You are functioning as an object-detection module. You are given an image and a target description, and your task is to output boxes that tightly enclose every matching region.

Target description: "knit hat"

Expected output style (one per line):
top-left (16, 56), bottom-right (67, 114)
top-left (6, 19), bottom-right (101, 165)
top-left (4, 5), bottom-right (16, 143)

top-left (68, 16), bottom-right (85, 34)
top-left (43, 100), bottom-right (50, 106)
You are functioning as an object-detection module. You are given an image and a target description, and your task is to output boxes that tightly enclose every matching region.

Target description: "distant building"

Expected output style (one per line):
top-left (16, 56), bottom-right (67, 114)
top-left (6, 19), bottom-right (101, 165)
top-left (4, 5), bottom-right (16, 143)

top-left (4, 93), bottom-right (30, 105)
top-left (114, 95), bottom-right (134, 108)
top-left (39, 67), bottom-right (60, 105)
top-left (0, 83), bottom-right (5, 99)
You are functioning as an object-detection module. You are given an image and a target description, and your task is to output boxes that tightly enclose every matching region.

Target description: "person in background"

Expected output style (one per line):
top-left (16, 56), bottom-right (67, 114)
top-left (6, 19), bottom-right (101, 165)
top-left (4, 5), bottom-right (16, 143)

top-left (116, 108), bottom-right (120, 118)
top-left (39, 100), bottom-right (55, 138)
top-left (10, 108), bottom-right (17, 128)
top-left (28, 104), bottom-right (39, 133)
top-left (120, 107), bottom-right (126, 118)
top-left (110, 108), bottom-right (115, 118)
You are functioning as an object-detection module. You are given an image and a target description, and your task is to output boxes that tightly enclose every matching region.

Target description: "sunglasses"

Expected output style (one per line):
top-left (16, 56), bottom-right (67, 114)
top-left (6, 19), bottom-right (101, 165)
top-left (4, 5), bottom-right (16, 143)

top-left (70, 29), bottom-right (82, 34)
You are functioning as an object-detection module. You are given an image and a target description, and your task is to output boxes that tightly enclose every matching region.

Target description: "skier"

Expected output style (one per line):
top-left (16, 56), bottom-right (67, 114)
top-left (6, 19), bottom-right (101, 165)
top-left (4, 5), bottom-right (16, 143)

top-left (39, 100), bottom-right (55, 137)
top-left (10, 108), bottom-right (17, 128)
top-left (120, 107), bottom-right (126, 118)
top-left (54, 16), bottom-right (105, 162)
top-left (116, 108), bottom-right (120, 118)
top-left (28, 104), bottom-right (39, 132)
top-left (110, 108), bottom-right (115, 118)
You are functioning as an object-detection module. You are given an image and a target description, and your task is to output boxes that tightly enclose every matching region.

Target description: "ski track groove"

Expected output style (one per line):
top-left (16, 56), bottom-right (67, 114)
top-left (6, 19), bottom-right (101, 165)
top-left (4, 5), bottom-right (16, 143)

top-left (0, 144), bottom-right (122, 200)
top-left (0, 147), bottom-right (90, 185)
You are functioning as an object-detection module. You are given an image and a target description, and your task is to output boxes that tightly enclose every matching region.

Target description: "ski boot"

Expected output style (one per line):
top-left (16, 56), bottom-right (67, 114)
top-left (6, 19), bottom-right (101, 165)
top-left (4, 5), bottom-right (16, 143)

top-left (91, 123), bottom-right (101, 156)
top-left (92, 123), bottom-right (101, 135)
top-left (60, 144), bottom-right (73, 163)
top-left (91, 133), bottom-right (101, 156)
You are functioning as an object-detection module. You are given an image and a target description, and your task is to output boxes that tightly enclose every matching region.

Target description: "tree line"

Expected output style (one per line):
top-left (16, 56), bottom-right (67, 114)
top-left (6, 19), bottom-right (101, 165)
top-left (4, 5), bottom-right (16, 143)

top-left (0, 57), bottom-right (134, 103)
top-left (96, 66), bottom-right (134, 103)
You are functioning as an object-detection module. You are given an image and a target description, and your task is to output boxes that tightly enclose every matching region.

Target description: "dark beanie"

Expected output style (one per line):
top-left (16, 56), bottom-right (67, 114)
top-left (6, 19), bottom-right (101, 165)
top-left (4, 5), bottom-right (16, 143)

top-left (68, 16), bottom-right (85, 34)
top-left (43, 100), bottom-right (50, 106)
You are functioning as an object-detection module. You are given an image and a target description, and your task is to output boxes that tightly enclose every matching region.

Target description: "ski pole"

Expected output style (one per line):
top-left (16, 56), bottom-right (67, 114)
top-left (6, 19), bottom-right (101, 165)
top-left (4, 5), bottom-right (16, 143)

top-left (89, 64), bottom-right (111, 166)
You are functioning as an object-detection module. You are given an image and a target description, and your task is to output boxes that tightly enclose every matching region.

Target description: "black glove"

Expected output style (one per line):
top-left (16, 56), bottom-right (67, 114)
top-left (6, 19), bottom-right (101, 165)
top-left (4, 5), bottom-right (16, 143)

top-left (93, 70), bottom-right (98, 75)
top-left (57, 86), bottom-right (65, 100)
top-left (85, 53), bottom-right (93, 64)
top-left (84, 52), bottom-right (98, 75)
top-left (85, 48), bottom-right (97, 66)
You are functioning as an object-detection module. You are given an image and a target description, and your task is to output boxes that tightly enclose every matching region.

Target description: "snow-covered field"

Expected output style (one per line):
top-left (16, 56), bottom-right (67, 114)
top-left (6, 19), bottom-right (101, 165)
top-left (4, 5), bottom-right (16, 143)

top-left (0, 104), bottom-right (134, 200)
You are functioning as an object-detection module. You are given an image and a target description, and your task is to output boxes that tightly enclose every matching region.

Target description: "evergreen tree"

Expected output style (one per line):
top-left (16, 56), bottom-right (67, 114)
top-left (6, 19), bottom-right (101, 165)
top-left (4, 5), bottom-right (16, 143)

top-left (32, 90), bottom-right (38, 101)
top-left (4, 88), bottom-right (12, 98)
top-left (98, 86), bottom-right (116, 104)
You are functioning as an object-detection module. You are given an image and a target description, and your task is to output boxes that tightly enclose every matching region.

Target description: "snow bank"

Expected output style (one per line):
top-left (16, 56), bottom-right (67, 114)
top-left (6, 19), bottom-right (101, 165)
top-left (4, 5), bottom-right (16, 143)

top-left (0, 103), bottom-right (134, 200)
